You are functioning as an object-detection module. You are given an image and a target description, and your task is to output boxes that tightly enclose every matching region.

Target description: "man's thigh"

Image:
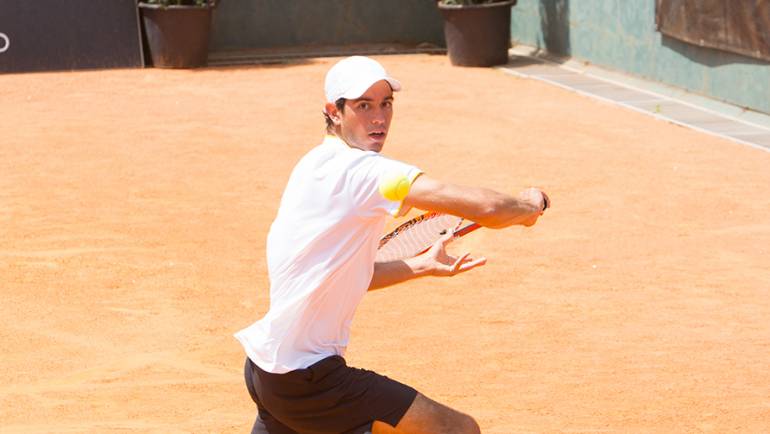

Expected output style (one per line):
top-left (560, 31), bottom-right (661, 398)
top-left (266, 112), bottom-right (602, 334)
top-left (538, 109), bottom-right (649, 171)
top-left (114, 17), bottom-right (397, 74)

top-left (250, 356), bottom-right (417, 433)
top-left (372, 393), bottom-right (480, 434)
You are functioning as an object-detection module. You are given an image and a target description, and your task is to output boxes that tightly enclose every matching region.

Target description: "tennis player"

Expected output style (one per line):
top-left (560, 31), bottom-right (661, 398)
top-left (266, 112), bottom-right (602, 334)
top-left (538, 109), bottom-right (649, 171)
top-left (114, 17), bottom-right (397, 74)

top-left (236, 56), bottom-right (549, 434)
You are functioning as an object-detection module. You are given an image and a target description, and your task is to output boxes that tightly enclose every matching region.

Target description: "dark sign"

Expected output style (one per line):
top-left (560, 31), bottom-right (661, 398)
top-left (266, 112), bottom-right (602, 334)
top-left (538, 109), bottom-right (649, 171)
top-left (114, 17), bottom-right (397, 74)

top-left (656, 0), bottom-right (770, 62)
top-left (0, 0), bottom-right (144, 73)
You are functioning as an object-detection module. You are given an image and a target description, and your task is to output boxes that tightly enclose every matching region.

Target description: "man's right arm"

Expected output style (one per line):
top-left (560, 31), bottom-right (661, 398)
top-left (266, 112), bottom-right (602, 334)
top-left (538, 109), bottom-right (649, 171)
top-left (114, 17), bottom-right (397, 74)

top-left (402, 175), bottom-right (549, 228)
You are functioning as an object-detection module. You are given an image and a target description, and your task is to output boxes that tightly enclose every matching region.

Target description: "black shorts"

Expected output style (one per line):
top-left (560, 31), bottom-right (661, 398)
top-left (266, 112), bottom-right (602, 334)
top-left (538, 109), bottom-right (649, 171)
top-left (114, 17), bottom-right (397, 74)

top-left (243, 356), bottom-right (417, 434)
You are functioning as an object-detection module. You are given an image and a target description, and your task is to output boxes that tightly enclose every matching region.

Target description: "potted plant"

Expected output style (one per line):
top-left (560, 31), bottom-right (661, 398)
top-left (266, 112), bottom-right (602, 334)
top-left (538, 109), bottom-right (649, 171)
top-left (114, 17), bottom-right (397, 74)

top-left (138, 0), bottom-right (219, 68)
top-left (436, 0), bottom-right (517, 67)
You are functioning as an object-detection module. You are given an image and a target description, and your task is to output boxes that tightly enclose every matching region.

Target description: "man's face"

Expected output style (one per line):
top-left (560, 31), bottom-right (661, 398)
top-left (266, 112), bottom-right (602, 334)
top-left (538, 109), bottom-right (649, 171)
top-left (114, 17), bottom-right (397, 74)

top-left (332, 80), bottom-right (394, 153)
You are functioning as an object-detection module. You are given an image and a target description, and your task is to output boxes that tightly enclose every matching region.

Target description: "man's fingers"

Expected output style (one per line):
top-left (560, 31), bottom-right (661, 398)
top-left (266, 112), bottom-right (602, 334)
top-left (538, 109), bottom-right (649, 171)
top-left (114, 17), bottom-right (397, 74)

top-left (458, 256), bottom-right (487, 272)
top-left (522, 215), bottom-right (538, 227)
top-left (451, 252), bottom-right (471, 272)
top-left (451, 253), bottom-right (487, 274)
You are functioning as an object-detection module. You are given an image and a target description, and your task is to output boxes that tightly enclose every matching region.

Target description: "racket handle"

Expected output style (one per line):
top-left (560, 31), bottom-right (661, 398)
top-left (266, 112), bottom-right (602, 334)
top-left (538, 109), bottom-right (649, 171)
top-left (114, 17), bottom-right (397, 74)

top-left (414, 222), bottom-right (480, 257)
top-left (455, 222), bottom-right (481, 238)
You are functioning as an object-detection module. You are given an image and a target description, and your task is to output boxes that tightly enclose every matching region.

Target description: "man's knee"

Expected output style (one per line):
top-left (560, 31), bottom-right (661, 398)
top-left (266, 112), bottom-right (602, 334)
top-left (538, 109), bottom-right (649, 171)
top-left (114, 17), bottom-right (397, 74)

top-left (457, 414), bottom-right (481, 434)
top-left (393, 393), bottom-right (480, 434)
top-left (448, 411), bottom-right (480, 434)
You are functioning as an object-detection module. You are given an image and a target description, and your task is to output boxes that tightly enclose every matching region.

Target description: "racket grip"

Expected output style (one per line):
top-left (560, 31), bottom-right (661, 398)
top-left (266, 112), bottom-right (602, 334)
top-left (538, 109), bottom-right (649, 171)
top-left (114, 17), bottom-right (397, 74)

top-left (455, 222), bottom-right (481, 238)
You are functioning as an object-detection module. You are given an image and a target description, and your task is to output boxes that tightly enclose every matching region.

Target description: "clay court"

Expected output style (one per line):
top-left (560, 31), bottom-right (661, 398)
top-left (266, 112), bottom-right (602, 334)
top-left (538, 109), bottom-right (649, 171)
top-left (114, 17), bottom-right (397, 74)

top-left (2, 54), bottom-right (769, 433)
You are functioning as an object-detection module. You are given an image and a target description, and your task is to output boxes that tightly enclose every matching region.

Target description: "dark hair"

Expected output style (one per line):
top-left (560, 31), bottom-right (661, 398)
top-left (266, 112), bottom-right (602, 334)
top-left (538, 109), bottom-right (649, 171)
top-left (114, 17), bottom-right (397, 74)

top-left (324, 98), bottom-right (346, 131)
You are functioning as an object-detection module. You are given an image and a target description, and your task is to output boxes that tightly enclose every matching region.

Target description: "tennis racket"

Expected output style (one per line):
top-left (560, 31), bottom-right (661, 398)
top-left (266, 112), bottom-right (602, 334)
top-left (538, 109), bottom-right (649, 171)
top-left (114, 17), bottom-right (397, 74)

top-left (376, 212), bottom-right (480, 262)
top-left (375, 193), bottom-right (549, 262)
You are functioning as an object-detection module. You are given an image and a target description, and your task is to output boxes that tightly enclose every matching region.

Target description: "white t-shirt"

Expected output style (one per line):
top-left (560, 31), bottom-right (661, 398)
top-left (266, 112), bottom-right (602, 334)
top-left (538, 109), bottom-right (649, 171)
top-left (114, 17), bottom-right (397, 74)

top-left (235, 135), bottom-right (422, 374)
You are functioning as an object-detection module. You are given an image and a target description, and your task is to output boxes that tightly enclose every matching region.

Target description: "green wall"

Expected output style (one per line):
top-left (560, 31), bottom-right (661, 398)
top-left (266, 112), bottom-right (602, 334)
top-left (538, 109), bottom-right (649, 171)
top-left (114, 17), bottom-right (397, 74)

top-left (210, 0), bottom-right (445, 52)
top-left (208, 0), bottom-right (769, 115)
top-left (511, 0), bottom-right (770, 114)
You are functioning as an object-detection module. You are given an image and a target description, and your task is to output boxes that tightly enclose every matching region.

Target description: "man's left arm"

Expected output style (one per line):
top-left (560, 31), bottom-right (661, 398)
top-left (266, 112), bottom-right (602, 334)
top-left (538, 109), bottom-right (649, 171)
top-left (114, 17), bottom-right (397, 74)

top-left (368, 232), bottom-right (486, 291)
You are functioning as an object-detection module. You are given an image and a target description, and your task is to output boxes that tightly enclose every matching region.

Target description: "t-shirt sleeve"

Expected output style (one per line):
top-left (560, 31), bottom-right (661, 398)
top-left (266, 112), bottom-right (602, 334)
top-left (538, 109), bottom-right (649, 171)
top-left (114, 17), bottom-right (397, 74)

top-left (348, 154), bottom-right (422, 218)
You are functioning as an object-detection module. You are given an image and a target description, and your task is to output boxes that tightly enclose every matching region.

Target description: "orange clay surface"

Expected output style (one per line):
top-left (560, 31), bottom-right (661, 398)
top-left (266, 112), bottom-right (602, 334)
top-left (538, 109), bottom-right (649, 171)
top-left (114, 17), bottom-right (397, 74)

top-left (2, 55), bottom-right (769, 433)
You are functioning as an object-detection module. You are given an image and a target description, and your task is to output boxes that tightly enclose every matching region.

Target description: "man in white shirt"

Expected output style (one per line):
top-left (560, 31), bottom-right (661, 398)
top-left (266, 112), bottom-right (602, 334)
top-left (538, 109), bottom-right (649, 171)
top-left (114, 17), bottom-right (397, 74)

top-left (236, 56), bottom-right (549, 434)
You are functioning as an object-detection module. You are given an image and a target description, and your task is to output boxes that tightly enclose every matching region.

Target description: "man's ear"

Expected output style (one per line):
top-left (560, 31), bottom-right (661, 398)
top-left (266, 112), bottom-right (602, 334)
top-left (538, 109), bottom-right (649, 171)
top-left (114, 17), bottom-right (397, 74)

top-left (324, 102), bottom-right (342, 126)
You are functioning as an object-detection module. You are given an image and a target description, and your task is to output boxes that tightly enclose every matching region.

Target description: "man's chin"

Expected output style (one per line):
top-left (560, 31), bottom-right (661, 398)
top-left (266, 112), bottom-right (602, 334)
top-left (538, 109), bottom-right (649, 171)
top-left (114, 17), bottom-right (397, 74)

top-left (344, 134), bottom-right (386, 152)
top-left (349, 137), bottom-right (385, 152)
top-left (366, 135), bottom-right (386, 152)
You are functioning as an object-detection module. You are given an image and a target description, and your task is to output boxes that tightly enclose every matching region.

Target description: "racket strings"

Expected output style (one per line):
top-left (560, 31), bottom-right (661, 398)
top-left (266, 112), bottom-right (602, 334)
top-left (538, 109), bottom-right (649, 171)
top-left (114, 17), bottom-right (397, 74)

top-left (376, 214), bottom-right (463, 262)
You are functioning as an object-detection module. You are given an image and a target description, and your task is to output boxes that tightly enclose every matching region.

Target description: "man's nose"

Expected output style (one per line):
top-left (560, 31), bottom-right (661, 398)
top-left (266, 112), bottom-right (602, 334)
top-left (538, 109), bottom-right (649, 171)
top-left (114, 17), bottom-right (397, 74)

top-left (371, 109), bottom-right (386, 125)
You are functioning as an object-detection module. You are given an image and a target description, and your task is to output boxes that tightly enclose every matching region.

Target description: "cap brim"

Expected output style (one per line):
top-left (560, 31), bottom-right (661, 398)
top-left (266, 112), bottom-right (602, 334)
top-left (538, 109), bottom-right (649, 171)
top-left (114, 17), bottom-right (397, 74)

top-left (340, 77), bottom-right (402, 100)
top-left (386, 77), bottom-right (402, 92)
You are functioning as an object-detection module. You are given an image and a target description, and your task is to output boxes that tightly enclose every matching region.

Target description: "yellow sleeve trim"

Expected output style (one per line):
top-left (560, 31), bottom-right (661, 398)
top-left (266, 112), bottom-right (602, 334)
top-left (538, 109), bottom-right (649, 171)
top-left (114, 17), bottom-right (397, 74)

top-left (379, 171), bottom-right (411, 202)
top-left (392, 170), bottom-right (423, 217)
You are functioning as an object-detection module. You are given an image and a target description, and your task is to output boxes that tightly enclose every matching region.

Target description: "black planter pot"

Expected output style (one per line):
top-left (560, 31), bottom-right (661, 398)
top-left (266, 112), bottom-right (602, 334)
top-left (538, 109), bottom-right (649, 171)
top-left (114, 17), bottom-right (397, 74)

top-left (438, 0), bottom-right (516, 67)
top-left (138, 2), bottom-right (214, 68)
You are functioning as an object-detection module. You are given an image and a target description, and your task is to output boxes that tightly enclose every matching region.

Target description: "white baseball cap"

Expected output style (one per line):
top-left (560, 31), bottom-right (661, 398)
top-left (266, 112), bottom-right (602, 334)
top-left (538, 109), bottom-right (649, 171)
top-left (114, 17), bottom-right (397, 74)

top-left (324, 56), bottom-right (402, 104)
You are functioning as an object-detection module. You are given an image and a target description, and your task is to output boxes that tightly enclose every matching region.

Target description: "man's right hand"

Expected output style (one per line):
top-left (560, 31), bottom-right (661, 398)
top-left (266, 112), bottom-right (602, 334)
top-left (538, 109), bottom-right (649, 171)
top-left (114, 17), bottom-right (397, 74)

top-left (519, 187), bottom-right (550, 227)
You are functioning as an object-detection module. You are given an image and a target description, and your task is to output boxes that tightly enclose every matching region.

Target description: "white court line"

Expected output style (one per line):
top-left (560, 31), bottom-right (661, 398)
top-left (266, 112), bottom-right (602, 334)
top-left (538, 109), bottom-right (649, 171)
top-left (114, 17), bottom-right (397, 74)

top-left (503, 49), bottom-right (770, 134)
top-left (499, 62), bottom-right (770, 154)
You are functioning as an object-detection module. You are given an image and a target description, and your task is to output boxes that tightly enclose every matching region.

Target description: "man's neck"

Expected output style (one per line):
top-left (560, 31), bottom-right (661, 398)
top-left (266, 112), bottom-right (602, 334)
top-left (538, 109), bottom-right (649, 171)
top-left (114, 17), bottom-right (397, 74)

top-left (326, 131), bottom-right (350, 148)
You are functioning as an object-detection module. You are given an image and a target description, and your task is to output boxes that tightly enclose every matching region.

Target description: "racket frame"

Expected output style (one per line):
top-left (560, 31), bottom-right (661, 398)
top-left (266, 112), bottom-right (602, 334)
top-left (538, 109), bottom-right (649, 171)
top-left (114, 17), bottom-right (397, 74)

top-left (377, 212), bottom-right (481, 261)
